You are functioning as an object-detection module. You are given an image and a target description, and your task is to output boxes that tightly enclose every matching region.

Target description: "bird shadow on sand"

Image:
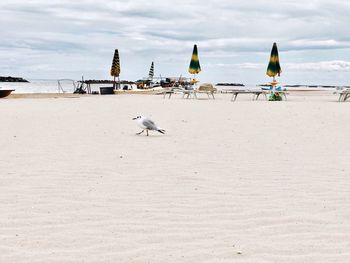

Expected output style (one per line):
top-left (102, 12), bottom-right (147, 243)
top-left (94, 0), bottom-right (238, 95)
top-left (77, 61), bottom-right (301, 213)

top-left (130, 132), bottom-right (168, 138)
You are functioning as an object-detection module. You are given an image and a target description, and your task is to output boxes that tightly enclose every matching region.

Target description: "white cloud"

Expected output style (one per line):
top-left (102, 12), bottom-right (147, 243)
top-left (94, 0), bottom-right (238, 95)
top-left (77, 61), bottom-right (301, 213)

top-left (207, 61), bottom-right (350, 72)
top-left (286, 60), bottom-right (350, 72)
top-left (1, 0), bottom-right (350, 84)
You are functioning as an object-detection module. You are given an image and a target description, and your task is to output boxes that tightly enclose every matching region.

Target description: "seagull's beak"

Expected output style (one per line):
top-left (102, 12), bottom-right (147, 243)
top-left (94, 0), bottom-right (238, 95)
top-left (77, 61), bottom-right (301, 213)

top-left (132, 117), bottom-right (137, 120)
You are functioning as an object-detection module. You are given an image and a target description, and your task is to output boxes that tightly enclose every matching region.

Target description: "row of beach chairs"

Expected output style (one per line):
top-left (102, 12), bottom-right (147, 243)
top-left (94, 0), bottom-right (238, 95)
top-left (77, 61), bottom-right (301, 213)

top-left (161, 84), bottom-right (289, 101)
top-left (162, 84), bottom-right (350, 102)
top-left (162, 83), bottom-right (217, 100)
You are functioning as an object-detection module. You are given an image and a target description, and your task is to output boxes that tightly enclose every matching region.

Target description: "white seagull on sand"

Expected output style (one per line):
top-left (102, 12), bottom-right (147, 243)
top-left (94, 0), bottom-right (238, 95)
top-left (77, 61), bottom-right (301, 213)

top-left (132, 116), bottom-right (165, 136)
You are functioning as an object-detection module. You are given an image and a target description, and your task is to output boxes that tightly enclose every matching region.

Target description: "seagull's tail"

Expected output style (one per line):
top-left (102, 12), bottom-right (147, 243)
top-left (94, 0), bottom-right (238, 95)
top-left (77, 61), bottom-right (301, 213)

top-left (157, 129), bottom-right (165, 134)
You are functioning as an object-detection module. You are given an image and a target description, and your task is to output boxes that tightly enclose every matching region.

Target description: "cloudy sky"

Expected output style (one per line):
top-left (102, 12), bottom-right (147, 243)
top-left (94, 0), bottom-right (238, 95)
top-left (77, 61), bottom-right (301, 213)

top-left (1, 0), bottom-right (350, 85)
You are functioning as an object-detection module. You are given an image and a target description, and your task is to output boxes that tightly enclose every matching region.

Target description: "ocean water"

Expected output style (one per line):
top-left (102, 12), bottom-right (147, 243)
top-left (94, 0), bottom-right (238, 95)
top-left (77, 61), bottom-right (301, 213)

top-left (0, 79), bottom-right (228, 94)
top-left (0, 79), bottom-right (338, 94)
top-left (0, 79), bottom-right (115, 94)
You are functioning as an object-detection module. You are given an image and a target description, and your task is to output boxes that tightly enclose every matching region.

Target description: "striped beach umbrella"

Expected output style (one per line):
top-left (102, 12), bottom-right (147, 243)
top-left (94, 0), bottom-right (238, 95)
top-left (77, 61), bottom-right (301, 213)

top-left (266, 42), bottom-right (281, 81)
top-left (110, 49), bottom-right (120, 89)
top-left (188, 44), bottom-right (201, 78)
top-left (148, 61), bottom-right (154, 80)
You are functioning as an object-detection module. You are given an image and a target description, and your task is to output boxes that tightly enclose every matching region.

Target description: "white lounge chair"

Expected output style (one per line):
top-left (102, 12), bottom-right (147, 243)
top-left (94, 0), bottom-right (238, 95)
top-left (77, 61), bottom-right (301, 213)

top-left (336, 89), bottom-right (350, 102)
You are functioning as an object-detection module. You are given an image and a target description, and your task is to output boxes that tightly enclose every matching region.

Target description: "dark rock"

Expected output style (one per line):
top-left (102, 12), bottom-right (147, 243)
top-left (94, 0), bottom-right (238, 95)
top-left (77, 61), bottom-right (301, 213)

top-left (216, 83), bottom-right (245, 86)
top-left (0, 76), bottom-right (29, 82)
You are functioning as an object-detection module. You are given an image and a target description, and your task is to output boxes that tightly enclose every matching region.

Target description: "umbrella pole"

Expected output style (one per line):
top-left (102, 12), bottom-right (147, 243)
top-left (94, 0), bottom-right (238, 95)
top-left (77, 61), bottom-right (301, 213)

top-left (272, 76), bottom-right (276, 93)
top-left (118, 76), bottom-right (120, 90)
top-left (113, 76), bottom-right (116, 90)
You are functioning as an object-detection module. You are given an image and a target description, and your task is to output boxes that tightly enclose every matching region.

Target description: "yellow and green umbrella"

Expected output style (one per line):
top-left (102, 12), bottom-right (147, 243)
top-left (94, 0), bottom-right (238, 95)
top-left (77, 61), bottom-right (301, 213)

top-left (266, 42), bottom-right (281, 84)
top-left (188, 44), bottom-right (201, 82)
top-left (110, 49), bottom-right (120, 89)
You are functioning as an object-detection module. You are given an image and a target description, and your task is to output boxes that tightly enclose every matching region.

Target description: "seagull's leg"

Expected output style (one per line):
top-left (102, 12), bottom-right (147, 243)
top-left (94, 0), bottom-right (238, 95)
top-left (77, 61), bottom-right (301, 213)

top-left (136, 130), bottom-right (144, 135)
top-left (146, 130), bottom-right (149, 136)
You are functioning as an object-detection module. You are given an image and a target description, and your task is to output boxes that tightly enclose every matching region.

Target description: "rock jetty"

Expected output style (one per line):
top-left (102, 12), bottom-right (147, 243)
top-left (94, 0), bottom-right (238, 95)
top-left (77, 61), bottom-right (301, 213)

top-left (216, 83), bottom-right (245, 86)
top-left (0, 76), bottom-right (29, 82)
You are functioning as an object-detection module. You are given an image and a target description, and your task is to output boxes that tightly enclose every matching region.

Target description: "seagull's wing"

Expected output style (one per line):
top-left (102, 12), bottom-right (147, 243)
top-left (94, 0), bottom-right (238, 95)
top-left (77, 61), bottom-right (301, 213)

top-left (142, 118), bottom-right (158, 130)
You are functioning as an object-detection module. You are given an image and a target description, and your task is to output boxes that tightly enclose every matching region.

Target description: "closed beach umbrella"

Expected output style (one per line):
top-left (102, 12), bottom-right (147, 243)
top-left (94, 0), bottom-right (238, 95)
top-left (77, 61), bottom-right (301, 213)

top-left (188, 44), bottom-right (201, 82)
top-left (148, 61), bottom-right (154, 80)
top-left (110, 49), bottom-right (121, 89)
top-left (266, 42), bottom-right (282, 82)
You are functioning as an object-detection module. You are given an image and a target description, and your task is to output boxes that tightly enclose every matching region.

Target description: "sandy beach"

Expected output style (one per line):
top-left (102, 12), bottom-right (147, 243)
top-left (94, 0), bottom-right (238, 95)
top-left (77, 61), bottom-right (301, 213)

top-left (1, 92), bottom-right (350, 262)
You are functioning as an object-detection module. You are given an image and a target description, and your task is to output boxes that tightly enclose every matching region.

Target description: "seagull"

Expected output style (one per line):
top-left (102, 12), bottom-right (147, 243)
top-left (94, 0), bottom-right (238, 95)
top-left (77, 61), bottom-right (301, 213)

top-left (132, 116), bottom-right (165, 136)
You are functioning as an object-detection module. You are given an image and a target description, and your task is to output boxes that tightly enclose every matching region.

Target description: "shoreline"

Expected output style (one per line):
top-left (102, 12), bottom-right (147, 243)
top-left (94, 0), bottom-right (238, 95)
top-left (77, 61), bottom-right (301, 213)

top-left (3, 88), bottom-right (336, 99)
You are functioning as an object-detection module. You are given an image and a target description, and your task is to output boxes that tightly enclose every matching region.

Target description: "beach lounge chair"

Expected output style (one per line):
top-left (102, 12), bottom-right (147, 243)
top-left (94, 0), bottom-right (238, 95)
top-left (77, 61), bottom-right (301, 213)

top-left (195, 83), bottom-right (216, 99)
top-left (261, 86), bottom-right (288, 101)
top-left (229, 89), bottom-right (268, 101)
top-left (336, 89), bottom-right (350, 102)
top-left (261, 85), bottom-right (286, 92)
top-left (161, 87), bottom-right (183, 99)
top-left (180, 84), bottom-right (196, 99)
